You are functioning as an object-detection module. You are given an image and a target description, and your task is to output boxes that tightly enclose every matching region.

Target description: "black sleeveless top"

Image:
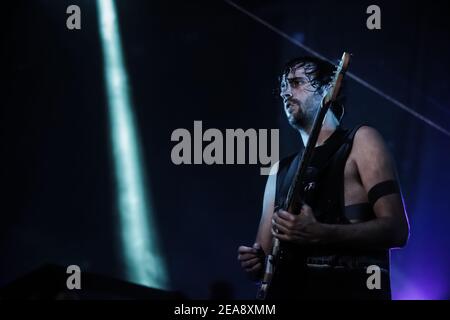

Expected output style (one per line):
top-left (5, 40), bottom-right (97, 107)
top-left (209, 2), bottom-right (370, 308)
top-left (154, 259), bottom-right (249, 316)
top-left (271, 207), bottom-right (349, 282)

top-left (274, 124), bottom-right (390, 270)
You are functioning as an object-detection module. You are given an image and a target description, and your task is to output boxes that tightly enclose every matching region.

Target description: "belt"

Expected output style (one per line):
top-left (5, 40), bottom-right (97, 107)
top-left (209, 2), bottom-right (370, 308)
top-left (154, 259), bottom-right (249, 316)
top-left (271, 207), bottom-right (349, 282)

top-left (305, 255), bottom-right (389, 272)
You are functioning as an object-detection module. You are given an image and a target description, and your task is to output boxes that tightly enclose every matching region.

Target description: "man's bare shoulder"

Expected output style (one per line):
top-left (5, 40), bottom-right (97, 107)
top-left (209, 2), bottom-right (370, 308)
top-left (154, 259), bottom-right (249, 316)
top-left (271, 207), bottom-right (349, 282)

top-left (354, 125), bottom-right (384, 144)
top-left (352, 125), bottom-right (389, 156)
top-left (350, 125), bottom-right (396, 183)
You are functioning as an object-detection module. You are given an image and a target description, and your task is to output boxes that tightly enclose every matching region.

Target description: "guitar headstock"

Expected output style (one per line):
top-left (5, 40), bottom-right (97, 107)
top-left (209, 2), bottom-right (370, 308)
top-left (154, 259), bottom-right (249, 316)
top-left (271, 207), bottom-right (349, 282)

top-left (324, 52), bottom-right (351, 105)
top-left (336, 52), bottom-right (351, 76)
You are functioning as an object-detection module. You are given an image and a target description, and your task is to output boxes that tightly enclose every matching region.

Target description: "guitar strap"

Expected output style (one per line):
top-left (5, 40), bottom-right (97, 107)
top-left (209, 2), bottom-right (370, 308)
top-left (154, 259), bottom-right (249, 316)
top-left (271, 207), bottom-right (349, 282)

top-left (275, 125), bottom-right (353, 213)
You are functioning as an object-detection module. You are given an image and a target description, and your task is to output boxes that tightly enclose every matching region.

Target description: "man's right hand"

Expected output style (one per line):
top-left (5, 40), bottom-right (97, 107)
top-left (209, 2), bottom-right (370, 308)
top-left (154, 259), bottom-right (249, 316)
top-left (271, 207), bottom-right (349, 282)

top-left (237, 243), bottom-right (265, 281)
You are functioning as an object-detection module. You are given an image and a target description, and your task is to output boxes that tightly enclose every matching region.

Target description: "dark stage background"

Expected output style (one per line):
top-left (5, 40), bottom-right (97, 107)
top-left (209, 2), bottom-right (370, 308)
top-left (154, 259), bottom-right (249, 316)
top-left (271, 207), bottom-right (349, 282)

top-left (2, 0), bottom-right (450, 299)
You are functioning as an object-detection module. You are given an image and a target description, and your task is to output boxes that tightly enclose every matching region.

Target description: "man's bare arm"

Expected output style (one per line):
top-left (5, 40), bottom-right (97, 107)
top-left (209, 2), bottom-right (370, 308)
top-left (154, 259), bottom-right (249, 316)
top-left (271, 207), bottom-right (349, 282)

top-left (272, 127), bottom-right (410, 249)
top-left (318, 126), bottom-right (410, 248)
top-left (237, 163), bottom-right (277, 280)
top-left (255, 163), bottom-right (278, 254)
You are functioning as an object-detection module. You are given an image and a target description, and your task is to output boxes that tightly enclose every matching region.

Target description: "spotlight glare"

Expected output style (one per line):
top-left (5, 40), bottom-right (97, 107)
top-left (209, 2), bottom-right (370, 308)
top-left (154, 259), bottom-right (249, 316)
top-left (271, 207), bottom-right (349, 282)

top-left (97, 0), bottom-right (169, 289)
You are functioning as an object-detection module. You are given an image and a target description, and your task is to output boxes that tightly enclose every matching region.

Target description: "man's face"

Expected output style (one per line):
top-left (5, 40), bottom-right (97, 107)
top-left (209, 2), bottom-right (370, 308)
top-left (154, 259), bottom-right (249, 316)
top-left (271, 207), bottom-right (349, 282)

top-left (280, 66), bottom-right (323, 130)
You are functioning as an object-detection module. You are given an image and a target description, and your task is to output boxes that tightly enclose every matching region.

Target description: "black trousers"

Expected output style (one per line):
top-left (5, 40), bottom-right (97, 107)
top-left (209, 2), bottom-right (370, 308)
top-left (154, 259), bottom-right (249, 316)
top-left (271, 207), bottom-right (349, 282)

top-left (265, 264), bottom-right (391, 300)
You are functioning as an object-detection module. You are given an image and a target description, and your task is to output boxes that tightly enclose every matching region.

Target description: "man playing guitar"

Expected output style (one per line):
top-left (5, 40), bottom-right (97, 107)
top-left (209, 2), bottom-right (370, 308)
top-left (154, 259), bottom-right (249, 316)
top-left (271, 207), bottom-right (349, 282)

top-left (238, 55), bottom-right (410, 300)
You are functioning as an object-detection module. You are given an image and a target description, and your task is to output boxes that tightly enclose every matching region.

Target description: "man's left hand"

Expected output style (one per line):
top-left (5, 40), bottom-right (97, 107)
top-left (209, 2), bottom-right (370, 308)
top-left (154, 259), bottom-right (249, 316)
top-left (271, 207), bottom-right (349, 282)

top-left (271, 204), bottom-right (326, 245)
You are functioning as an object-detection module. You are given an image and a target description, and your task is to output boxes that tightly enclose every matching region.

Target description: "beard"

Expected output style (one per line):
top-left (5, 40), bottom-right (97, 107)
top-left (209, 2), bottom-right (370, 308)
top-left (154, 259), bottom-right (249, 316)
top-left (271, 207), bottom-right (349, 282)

top-left (287, 108), bottom-right (305, 129)
top-left (286, 101), bottom-right (313, 130)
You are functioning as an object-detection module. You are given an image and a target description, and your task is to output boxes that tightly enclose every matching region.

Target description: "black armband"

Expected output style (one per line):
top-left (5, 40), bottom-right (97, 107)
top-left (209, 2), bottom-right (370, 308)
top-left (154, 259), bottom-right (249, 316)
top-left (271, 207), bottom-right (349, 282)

top-left (368, 180), bottom-right (400, 206)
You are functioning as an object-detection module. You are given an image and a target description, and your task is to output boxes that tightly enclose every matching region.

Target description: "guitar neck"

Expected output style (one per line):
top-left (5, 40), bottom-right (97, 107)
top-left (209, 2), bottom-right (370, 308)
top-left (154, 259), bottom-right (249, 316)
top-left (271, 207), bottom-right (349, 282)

top-left (283, 98), bottom-right (331, 215)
